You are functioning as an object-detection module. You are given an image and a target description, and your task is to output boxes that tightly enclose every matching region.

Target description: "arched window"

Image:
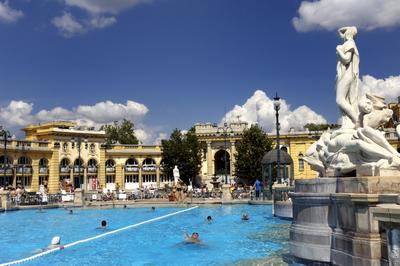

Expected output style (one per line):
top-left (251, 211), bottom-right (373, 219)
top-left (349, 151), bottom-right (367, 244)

top-left (90, 143), bottom-right (96, 153)
top-left (60, 158), bottom-right (70, 173)
top-left (105, 159), bottom-right (115, 167)
top-left (18, 156), bottom-right (31, 165)
top-left (298, 153), bottom-right (304, 172)
top-left (0, 155), bottom-right (12, 166)
top-left (126, 158), bottom-right (138, 166)
top-left (39, 158), bottom-right (48, 166)
top-left (142, 158), bottom-right (156, 172)
top-left (60, 158), bottom-right (70, 167)
top-left (125, 158), bottom-right (139, 172)
top-left (88, 159), bottom-right (97, 167)
top-left (62, 142), bottom-right (68, 152)
top-left (106, 159), bottom-right (115, 173)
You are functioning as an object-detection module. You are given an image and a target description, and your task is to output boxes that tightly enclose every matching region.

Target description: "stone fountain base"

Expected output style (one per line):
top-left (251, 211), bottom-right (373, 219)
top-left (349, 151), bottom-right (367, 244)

top-left (290, 176), bottom-right (400, 265)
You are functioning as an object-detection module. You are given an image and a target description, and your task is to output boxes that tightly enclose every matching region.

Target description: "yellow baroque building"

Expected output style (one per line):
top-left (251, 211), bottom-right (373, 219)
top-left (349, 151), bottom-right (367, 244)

top-left (0, 121), bottom-right (171, 193)
top-left (1, 121), bottom-right (400, 193)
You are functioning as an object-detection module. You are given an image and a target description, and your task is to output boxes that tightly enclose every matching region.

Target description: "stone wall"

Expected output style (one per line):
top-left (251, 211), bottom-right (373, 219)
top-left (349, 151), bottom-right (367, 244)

top-left (290, 177), bottom-right (400, 266)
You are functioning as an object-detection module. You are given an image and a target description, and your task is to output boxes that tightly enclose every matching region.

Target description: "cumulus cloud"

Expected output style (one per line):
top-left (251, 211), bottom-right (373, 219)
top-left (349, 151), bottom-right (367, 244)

top-left (64, 0), bottom-right (152, 15)
top-left (0, 1), bottom-right (23, 23)
top-left (222, 90), bottom-right (327, 133)
top-left (52, 12), bottom-right (116, 37)
top-left (361, 75), bottom-right (400, 103)
top-left (53, 0), bottom-right (151, 37)
top-left (293, 0), bottom-right (400, 32)
top-left (52, 12), bottom-right (85, 37)
top-left (0, 99), bottom-right (165, 144)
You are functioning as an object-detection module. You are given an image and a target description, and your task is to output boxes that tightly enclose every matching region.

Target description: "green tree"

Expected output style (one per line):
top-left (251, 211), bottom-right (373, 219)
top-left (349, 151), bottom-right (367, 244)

top-left (161, 128), bottom-right (202, 184)
top-left (234, 124), bottom-right (273, 183)
top-left (304, 123), bottom-right (340, 131)
top-left (100, 119), bottom-right (139, 145)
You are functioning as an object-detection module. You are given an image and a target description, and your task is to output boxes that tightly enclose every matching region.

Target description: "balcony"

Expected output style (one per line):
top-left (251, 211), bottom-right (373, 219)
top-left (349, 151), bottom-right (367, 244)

top-left (142, 165), bottom-right (157, 172)
top-left (16, 166), bottom-right (32, 174)
top-left (87, 166), bottom-right (98, 173)
top-left (39, 167), bottom-right (49, 174)
top-left (60, 166), bottom-right (70, 173)
top-left (0, 166), bottom-right (13, 175)
top-left (125, 165), bottom-right (139, 173)
top-left (106, 166), bottom-right (115, 173)
top-left (73, 166), bottom-right (84, 173)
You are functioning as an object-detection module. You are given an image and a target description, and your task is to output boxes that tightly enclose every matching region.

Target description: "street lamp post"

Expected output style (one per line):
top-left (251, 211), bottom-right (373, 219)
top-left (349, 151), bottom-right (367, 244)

top-left (0, 127), bottom-right (11, 188)
top-left (72, 137), bottom-right (87, 190)
top-left (273, 93), bottom-right (283, 184)
top-left (217, 122), bottom-right (233, 184)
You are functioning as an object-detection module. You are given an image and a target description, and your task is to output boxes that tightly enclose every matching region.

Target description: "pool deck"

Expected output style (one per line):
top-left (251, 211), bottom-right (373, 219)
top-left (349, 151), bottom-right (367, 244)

top-left (0, 199), bottom-right (272, 211)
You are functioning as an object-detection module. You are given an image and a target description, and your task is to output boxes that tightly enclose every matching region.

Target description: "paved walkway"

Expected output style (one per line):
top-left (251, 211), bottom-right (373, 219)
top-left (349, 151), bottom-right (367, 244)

top-left (1, 198), bottom-right (272, 211)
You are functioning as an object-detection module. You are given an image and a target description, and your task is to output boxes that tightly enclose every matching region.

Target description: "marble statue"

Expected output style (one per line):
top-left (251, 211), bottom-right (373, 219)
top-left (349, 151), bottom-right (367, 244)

top-left (336, 26), bottom-right (360, 129)
top-left (303, 27), bottom-right (400, 177)
top-left (173, 165), bottom-right (180, 185)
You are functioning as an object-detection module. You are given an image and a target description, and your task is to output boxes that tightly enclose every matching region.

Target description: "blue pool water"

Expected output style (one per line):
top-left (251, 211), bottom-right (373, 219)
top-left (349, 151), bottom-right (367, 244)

top-left (0, 205), bottom-right (291, 265)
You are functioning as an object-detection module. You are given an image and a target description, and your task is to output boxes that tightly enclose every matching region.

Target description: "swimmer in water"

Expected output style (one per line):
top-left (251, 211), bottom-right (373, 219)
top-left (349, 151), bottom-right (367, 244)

top-left (242, 212), bottom-right (249, 221)
top-left (184, 232), bottom-right (201, 244)
top-left (35, 236), bottom-right (61, 253)
top-left (206, 216), bottom-right (212, 223)
top-left (69, 209), bottom-right (73, 214)
top-left (151, 206), bottom-right (155, 211)
top-left (98, 220), bottom-right (107, 229)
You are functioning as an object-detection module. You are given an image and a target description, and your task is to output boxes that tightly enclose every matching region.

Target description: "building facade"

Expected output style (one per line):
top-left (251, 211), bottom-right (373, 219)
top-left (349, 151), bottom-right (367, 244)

top-left (2, 119), bottom-right (400, 193)
top-left (0, 121), bottom-right (172, 193)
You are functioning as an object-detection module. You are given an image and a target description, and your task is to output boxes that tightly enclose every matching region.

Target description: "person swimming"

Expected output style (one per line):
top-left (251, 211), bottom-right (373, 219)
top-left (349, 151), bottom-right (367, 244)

top-left (206, 216), bottom-right (212, 223)
top-left (184, 232), bottom-right (201, 244)
top-left (98, 220), bottom-right (107, 229)
top-left (68, 209), bottom-right (73, 214)
top-left (35, 236), bottom-right (61, 253)
top-left (48, 236), bottom-right (61, 249)
top-left (242, 212), bottom-right (249, 221)
top-left (151, 206), bottom-right (156, 211)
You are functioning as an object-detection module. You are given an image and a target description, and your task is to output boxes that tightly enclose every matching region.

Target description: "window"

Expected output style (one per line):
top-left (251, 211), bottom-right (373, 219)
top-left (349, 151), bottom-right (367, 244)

top-left (106, 175), bottom-right (115, 184)
top-left (143, 174), bottom-right (156, 183)
top-left (39, 176), bottom-right (48, 186)
top-left (90, 143), bottom-right (95, 153)
top-left (63, 143), bottom-right (68, 152)
top-left (17, 176), bottom-right (31, 188)
top-left (124, 175), bottom-right (138, 183)
top-left (298, 153), bottom-right (304, 172)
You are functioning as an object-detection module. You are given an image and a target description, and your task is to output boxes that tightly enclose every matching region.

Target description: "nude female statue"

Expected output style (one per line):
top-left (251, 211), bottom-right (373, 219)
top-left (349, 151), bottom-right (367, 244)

top-left (336, 26), bottom-right (360, 129)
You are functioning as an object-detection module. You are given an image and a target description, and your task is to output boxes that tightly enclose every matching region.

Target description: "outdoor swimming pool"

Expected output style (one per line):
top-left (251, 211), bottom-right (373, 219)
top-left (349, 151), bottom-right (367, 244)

top-left (0, 205), bottom-right (291, 265)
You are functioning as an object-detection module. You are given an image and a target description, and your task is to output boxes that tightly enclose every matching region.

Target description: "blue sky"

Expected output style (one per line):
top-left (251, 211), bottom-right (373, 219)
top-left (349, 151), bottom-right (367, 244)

top-left (0, 0), bottom-right (400, 143)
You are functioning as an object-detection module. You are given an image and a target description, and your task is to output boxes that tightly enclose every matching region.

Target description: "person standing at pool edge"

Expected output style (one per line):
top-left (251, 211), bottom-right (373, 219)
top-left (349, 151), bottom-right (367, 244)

top-left (253, 179), bottom-right (261, 200)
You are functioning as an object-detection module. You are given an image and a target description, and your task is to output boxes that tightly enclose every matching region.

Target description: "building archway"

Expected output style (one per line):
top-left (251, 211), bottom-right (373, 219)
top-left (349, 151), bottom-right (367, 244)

top-left (214, 150), bottom-right (230, 180)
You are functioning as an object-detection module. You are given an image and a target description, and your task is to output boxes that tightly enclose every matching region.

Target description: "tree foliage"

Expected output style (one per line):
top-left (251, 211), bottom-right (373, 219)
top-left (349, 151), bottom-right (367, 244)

top-left (234, 124), bottom-right (273, 183)
top-left (100, 119), bottom-right (139, 145)
top-left (161, 128), bottom-right (202, 184)
top-left (304, 123), bottom-right (340, 131)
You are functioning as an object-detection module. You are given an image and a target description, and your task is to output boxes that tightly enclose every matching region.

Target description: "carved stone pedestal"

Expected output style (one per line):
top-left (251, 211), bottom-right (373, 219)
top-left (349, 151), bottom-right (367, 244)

top-left (289, 178), bottom-right (337, 263)
top-left (222, 184), bottom-right (232, 201)
top-left (290, 176), bottom-right (400, 266)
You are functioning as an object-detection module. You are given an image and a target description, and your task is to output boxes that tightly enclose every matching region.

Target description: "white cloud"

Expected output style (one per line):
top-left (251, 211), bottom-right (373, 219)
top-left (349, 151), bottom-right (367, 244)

top-left (0, 101), bottom-right (33, 127)
top-left (361, 74), bottom-right (400, 103)
top-left (0, 1), bottom-right (23, 23)
top-left (64, 0), bottom-right (152, 15)
top-left (52, 12), bottom-right (85, 37)
top-left (89, 16), bottom-right (116, 29)
top-left (293, 0), bottom-right (400, 32)
top-left (53, 0), bottom-right (150, 37)
top-left (222, 90), bottom-right (327, 133)
top-left (0, 99), bottom-right (166, 144)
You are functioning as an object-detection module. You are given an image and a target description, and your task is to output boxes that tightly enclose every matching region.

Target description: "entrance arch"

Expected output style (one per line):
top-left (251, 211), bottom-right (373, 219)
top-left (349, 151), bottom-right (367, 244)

top-left (214, 149), bottom-right (230, 178)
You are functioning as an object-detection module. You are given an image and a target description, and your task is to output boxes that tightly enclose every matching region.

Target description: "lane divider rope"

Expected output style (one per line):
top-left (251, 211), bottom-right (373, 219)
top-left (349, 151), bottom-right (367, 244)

top-left (1, 206), bottom-right (199, 266)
